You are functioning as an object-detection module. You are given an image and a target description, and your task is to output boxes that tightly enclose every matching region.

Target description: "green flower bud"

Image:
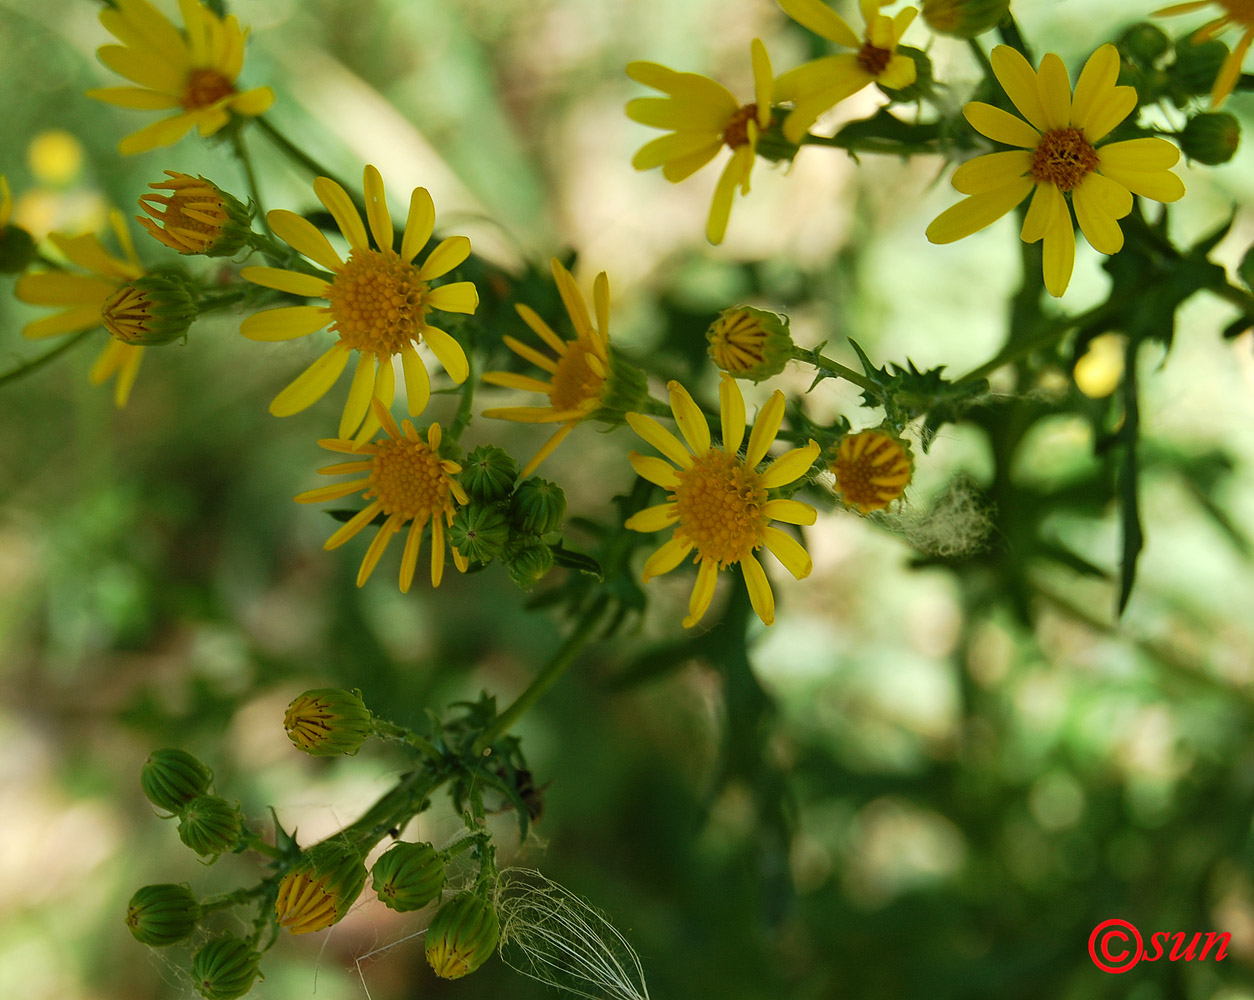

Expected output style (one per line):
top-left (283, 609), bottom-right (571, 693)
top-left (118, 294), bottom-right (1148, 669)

top-left (1117, 22), bottom-right (1170, 68)
top-left (275, 840), bottom-right (369, 934)
top-left (510, 478), bottom-right (567, 536)
top-left (879, 46), bottom-right (935, 103)
top-left (101, 273), bottom-right (198, 346)
top-left (591, 349), bottom-right (651, 423)
top-left (177, 795), bottom-right (243, 857)
top-left (138, 171), bottom-right (253, 257)
top-left (449, 504), bottom-right (511, 563)
top-left (461, 445), bottom-right (520, 503)
top-left (141, 748), bottom-right (213, 814)
top-left (1179, 111), bottom-right (1241, 164)
top-left (0, 224), bottom-right (37, 274)
top-left (1171, 35), bottom-right (1229, 97)
top-left (371, 841), bottom-right (446, 913)
top-left (191, 935), bottom-right (262, 1000)
top-left (425, 891), bottom-right (500, 980)
top-left (283, 688), bottom-right (373, 757)
top-left (126, 883), bottom-right (201, 946)
top-left (507, 541), bottom-right (555, 590)
top-left (921, 0), bottom-right (1009, 38)
top-left (707, 305), bottom-right (795, 382)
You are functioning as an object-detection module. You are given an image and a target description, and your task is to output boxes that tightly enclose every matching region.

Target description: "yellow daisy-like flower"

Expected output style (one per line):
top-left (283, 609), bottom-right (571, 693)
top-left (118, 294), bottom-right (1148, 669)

top-left (774, 0), bottom-right (919, 144)
top-left (241, 165), bottom-right (479, 442)
top-left (1157, 0), bottom-right (1254, 106)
top-left (295, 399), bottom-right (470, 592)
top-left (625, 375), bottom-right (820, 628)
top-left (926, 44), bottom-right (1185, 298)
top-left (830, 429), bottom-right (913, 513)
top-left (481, 259), bottom-right (612, 478)
top-left (626, 39), bottom-right (774, 245)
top-left (85, 0), bottom-right (275, 156)
top-left (14, 212), bottom-right (149, 407)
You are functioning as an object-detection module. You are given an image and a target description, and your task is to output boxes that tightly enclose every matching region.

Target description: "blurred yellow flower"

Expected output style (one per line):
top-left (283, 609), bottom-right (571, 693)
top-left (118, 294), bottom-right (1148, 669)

top-left (294, 399), bottom-right (470, 592)
top-left (14, 212), bottom-right (149, 407)
top-left (774, 0), bottom-right (919, 143)
top-left (85, 0), bottom-right (274, 155)
top-left (1156, 1), bottom-right (1254, 106)
top-left (626, 39), bottom-right (774, 244)
top-left (926, 44), bottom-right (1184, 297)
top-left (482, 259), bottom-right (612, 478)
top-left (241, 166), bottom-right (479, 442)
top-left (625, 375), bottom-right (819, 628)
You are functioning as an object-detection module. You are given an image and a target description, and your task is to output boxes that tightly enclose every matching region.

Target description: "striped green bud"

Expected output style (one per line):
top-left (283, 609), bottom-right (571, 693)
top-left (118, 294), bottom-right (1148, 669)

top-left (101, 273), bottom-right (198, 346)
top-left (141, 748), bottom-right (213, 814)
top-left (1179, 112), bottom-right (1240, 165)
top-left (191, 935), bottom-right (262, 1000)
top-left (425, 891), bottom-right (500, 980)
top-left (592, 349), bottom-right (650, 423)
top-left (921, 0), bottom-right (1009, 38)
top-left (126, 883), bottom-right (201, 946)
top-left (372, 841), bottom-right (446, 912)
top-left (449, 504), bottom-right (511, 563)
top-left (510, 478), bottom-right (566, 536)
top-left (461, 445), bottom-right (519, 503)
top-left (275, 840), bottom-right (369, 934)
top-left (507, 540), bottom-right (554, 590)
top-left (177, 795), bottom-right (243, 857)
top-left (283, 688), bottom-right (373, 757)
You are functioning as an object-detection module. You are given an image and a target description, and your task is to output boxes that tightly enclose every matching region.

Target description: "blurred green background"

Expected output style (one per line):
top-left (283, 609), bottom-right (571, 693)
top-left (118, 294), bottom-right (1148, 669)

top-left (2, 0), bottom-right (1254, 998)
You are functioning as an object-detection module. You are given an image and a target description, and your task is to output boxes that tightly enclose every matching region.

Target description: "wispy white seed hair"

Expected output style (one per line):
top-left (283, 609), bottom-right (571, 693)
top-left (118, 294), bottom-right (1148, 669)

top-left (495, 868), bottom-right (650, 1000)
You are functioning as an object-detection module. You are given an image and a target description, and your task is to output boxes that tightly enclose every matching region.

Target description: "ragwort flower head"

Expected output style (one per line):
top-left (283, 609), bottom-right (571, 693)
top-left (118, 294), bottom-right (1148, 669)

top-left (626, 39), bottom-right (775, 245)
top-left (625, 375), bottom-right (820, 629)
top-left (830, 428), bottom-right (913, 513)
top-left (775, 0), bottom-right (919, 144)
top-left (14, 212), bottom-right (152, 406)
top-left (295, 399), bottom-right (470, 592)
top-left (483, 259), bottom-right (644, 478)
top-left (138, 171), bottom-right (252, 256)
top-left (241, 165), bottom-right (479, 442)
top-left (926, 44), bottom-right (1185, 297)
top-left (85, 0), bottom-right (275, 156)
top-left (1157, 1), bottom-right (1254, 106)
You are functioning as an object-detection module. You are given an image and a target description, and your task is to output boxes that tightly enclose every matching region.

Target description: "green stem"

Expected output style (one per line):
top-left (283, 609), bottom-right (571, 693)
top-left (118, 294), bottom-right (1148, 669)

top-left (255, 116), bottom-right (349, 191)
top-left (197, 288), bottom-right (252, 313)
top-left (1213, 280), bottom-right (1254, 316)
top-left (0, 329), bottom-right (95, 390)
top-left (473, 598), bottom-right (607, 754)
top-left (371, 718), bottom-right (443, 761)
top-left (230, 128), bottom-right (265, 222)
top-left (996, 14), bottom-right (1032, 61)
top-left (967, 38), bottom-right (994, 79)
top-left (447, 344), bottom-right (476, 443)
top-left (804, 350), bottom-right (881, 396)
top-left (240, 830), bottom-right (285, 860)
top-left (800, 133), bottom-right (940, 156)
top-left (200, 885), bottom-right (267, 914)
top-left (337, 769), bottom-right (446, 853)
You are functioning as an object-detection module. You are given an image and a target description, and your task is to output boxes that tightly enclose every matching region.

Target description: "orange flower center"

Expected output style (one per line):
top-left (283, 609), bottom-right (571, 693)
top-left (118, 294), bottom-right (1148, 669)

top-left (857, 42), bottom-right (893, 76)
top-left (366, 437), bottom-right (451, 522)
top-left (548, 342), bottom-right (605, 411)
top-left (275, 872), bottom-right (337, 934)
top-left (708, 309), bottom-right (768, 374)
top-left (723, 104), bottom-right (765, 150)
top-left (831, 431), bottom-right (912, 513)
top-left (327, 248), bottom-right (429, 357)
top-left (101, 283), bottom-right (153, 343)
top-left (1031, 127), bottom-right (1099, 192)
top-left (672, 449), bottom-right (767, 566)
top-left (181, 68), bottom-right (235, 110)
top-left (139, 174), bottom-right (226, 253)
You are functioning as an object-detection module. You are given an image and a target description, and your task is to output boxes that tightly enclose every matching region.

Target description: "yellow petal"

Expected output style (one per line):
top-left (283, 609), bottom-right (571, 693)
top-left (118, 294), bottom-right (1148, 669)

top-left (661, 143), bottom-right (723, 183)
top-left (1074, 170), bottom-right (1133, 221)
top-left (418, 236), bottom-right (471, 280)
top-left (1073, 175), bottom-right (1126, 255)
top-left (751, 38), bottom-right (773, 113)
top-left (480, 405), bottom-right (569, 424)
top-left (740, 552), bottom-right (775, 626)
top-left (629, 451), bottom-right (681, 488)
top-left (1080, 86), bottom-right (1137, 144)
top-left (641, 536), bottom-right (693, 583)
top-left (425, 281), bottom-right (479, 315)
top-left (324, 499), bottom-right (382, 550)
top-left (1041, 212), bottom-right (1076, 298)
top-left (240, 305), bottom-right (329, 341)
top-left (626, 413), bottom-right (694, 469)
top-left (240, 266), bottom-right (331, 298)
top-left (421, 325), bottom-right (469, 383)
top-left (1071, 43), bottom-right (1120, 133)
top-left (777, 0), bottom-right (860, 47)
top-left (625, 502), bottom-right (679, 533)
top-left (961, 101), bottom-right (1041, 148)
top-left (268, 210), bottom-right (344, 272)
top-left (340, 353), bottom-right (378, 438)
top-left (356, 515), bottom-right (403, 587)
top-left (760, 440), bottom-right (820, 489)
top-left (314, 176), bottom-right (368, 251)
top-left (515, 303), bottom-right (569, 356)
top-left (519, 423), bottom-right (576, 479)
top-left (763, 526), bottom-right (813, 580)
top-left (625, 97), bottom-right (730, 133)
top-left (362, 165), bottom-right (393, 253)
top-left (1095, 165), bottom-right (1184, 203)
top-left (1213, 34), bottom-right (1253, 107)
top-left (503, 334), bottom-right (559, 374)
top-left (719, 374), bottom-right (746, 455)
top-left (399, 518), bottom-right (423, 593)
top-left (950, 150), bottom-right (1033, 195)
top-left (877, 53), bottom-right (917, 91)
top-left (270, 343), bottom-right (352, 416)
top-left (294, 479), bottom-right (371, 504)
top-left (355, 361), bottom-right (395, 445)
top-left (1035, 52), bottom-right (1072, 130)
top-left (706, 147), bottom-right (750, 245)
top-left (990, 45), bottom-right (1050, 132)
top-left (117, 114), bottom-right (197, 156)
top-left (481, 371), bottom-right (553, 395)
top-left (632, 132), bottom-right (721, 172)
top-left (551, 259), bottom-right (593, 339)
top-left (761, 499), bottom-right (817, 525)
top-left (16, 272), bottom-right (116, 306)
top-left (668, 380), bottom-right (710, 454)
top-left (85, 86), bottom-right (181, 109)
top-left (625, 62), bottom-right (740, 114)
top-left (22, 307), bottom-right (103, 340)
top-left (1098, 137), bottom-right (1180, 172)
top-left (401, 187), bottom-right (435, 263)
top-left (745, 390), bottom-right (785, 468)
top-left (925, 176), bottom-right (1034, 244)
top-left (1020, 182), bottom-right (1063, 244)
top-left (430, 519), bottom-right (447, 587)
top-left (228, 87), bottom-right (275, 116)
top-left (682, 559), bottom-right (719, 629)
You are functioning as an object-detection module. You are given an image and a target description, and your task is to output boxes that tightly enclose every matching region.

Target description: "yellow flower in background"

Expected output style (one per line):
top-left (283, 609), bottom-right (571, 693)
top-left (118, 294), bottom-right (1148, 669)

top-left (482, 259), bottom-right (612, 478)
top-left (1156, 1), bottom-right (1254, 106)
top-left (294, 399), bottom-right (470, 592)
top-left (85, 0), bottom-right (274, 156)
top-left (830, 428), bottom-right (913, 513)
top-left (14, 212), bottom-right (149, 407)
top-left (625, 375), bottom-right (820, 628)
top-left (926, 44), bottom-right (1185, 298)
top-left (774, 0), bottom-right (919, 144)
top-left (241, 165), bottom-right (479, 442)
top-left (626, 39), bottom-right (775, 244)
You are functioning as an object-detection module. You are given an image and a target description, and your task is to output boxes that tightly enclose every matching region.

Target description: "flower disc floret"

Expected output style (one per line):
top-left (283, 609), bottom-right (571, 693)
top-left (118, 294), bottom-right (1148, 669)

top-left (327, 248), bottom-right (429, 355)
top-left (672, 451), bottom-right (768, 566)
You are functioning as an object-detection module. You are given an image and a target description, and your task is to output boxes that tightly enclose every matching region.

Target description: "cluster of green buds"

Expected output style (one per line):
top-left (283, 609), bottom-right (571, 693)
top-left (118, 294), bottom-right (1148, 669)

top-left (451, 445), bottom-right (568, 589)
top-left (705, 306), bottom-right (796, 383)
top-left (140, 748), bottom-right (244, 857)
top-left (283, 687), bottom-right (374, 756)
top-left (1116, 22), bottom-right (1234, 118)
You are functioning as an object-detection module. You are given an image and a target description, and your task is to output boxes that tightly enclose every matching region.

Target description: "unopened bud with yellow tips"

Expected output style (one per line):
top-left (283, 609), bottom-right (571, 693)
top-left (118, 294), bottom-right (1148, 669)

top-left (425, 890), bottom-right (500, 980)
top-left (101, 273), bottom-right (198, 346)
top-left (141, 748), bottom-right (213, 814)
top-left (372, 841), bottom-right (446, 913)
top-left (275, 840), bottom-right (368, 934)
top-left (126, 883), bottom-right (201, 946)
top-left (706, 306), bottom-right (795, 383)
top-left (829, 428), bottom-right (914, 514)
top-left (138, 171), bottom-right (253, 257)
top-left (283, 688), bottom-right (373, 757)
top-left (177, 795), bottom-right (243, 857)
top-left (592, 349), bottom-right (651, 422)
top-left (921, 0), bottom-right (1010, 38)
top-left (191, 934), bottom-right (262, 1000)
